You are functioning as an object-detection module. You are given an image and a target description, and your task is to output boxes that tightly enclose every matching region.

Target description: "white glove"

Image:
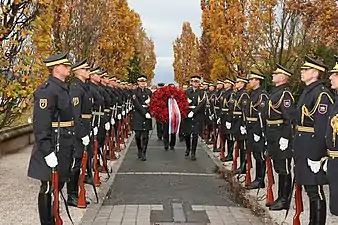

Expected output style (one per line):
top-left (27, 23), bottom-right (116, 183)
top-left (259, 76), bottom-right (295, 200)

top-left (307, 158), bottom-right (321, 174)
top-left (240, 126), bottom-right (247, 134)
top-left (253, 133), bottom-right (260, 142)
top-left (44, 152), bottom-right (58, 168)
top-left (217, 118), bottom-right (221, 125)
top-left (93, 127), bottom-right (98, 135)
top-left (126, 109), bottom-right (129, 113)
top-left (81, 135), bottom-right (90, 146)
top-left (187, 98), bottom-right (192, 103)
top-left (187, 111), bottom-right (194, 118)
top-left (122, 111), bottom-right (125, 116)
top-left (225, 122), bottom-right (231, 129)
top-left (208, 116), bottom-right (213, 121)
top-left (105, 122), bottom-right (110, 131)
top-left (145, 98), bottom-right (150, 104)
top-left (111, 118), bottom-right (115, 125)
top-left (117, 114), bottom-right (122, 120)
top-left (145, 113), bottom-right (151, 119)
top-left (279, 137), bottom-right (289, 151)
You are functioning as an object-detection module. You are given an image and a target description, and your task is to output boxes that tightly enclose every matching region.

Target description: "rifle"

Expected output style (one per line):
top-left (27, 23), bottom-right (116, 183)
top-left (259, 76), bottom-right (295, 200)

top-left (232, 141), bottom-right (239, 171)
top-left (293, 183), bottom-right (303, 225)
top-left (93, 106), bottom-right (101, 187)
top-left (241, 105), bottom-right (252, 184)
top-left (257, 112), bottom-right (274, 204)
top-left (52, 117), bottom-right (62, 225)
top-left (77, 144), bottom-right (88, 208)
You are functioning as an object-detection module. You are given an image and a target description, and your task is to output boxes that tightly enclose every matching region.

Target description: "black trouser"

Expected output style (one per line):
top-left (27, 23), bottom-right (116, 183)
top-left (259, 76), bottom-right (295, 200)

top-left (252, 151), bottom-right (266, 182)
top-left (272, 158), bottom-right (291, 175)
top-left (304, 185), bottom-right (326, 225)
top-left (156, 122), bottom-right (163, 139)
top-left (67, 158), bottom-right (81, 199)
top-left (135, 130), bottom-right (150, 158)
top-left (38, 181), bottom-right (65, 225)
top-left (163, 123), bottom-right (176, 148)
top-left (185, 133), bottom-right (198, 156)
top-left (224, 134), bottom-right (234, 156)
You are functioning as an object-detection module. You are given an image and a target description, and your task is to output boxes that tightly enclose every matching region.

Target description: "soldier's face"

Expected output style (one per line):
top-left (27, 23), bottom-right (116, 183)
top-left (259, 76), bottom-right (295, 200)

top-left (182, 85), bottom-right (188, 91)
top-left (138, 80), bottom-right (147, 88)
top-left (209, 86), bottom-right (215, 91)
top-left (329, 73), bottom-right (338, 90)
top-left (301, 68), bottom-right (317, 83)
top-left (224, 83), bottom-right (232, 89)
top-left (216, 83), bottom-right (223, 89)
top-left (272, 73), bottom-right (281, 84)
top-left (191, 79), bottom-right (200, 88)
top-left (235, 81), bottom-right (243, 90)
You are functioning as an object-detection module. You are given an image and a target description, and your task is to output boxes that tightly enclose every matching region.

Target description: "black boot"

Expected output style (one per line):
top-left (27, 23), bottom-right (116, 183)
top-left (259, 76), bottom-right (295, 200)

top-left (38, 193), bottom-right (53, 225)
top-left (185, 135), bottom-right (191, 157)
top-left (67, 169), bottom-right (80, 207)
top-left (223, 139), bottom-right (234, 162)
top-left (246, 160), bottom-right (265, 190)
top-left (269, 174), bottom-right (291, 210)
top-left (191, 135), bottom-right (198, 161)
top-left (233, 149), bottom-right (246, 174)
top-left (312, 199), bottom-right (327, 225)
top-left (267, 174), bottom-right (284, 208)
top-left (141, 138), bottom-right (148, 161)
top-left (136, 137), bottom-right (142, 158)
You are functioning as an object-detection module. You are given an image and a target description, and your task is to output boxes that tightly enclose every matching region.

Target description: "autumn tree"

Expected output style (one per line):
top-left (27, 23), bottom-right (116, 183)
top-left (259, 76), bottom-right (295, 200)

top-left (173, 22), bottom-right (200, 86)
top-left (0, 0), bottom-right (155, 128)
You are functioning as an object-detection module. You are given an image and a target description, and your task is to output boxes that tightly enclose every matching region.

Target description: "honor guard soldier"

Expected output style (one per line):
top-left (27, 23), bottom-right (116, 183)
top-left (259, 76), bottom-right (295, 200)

top-left (232, 76), bottom-right (250, 174)
top-left (294, 56), bottom-right (334, 224)
top-left (156, 82), bottom-right (165, 140)
top-left (266, 64), bottom-right (297, 210)
top-left (66, 59), bottom-right (92, 207)
top-left (184, 75), bottom-right (206, 160)
top-left (179, 81), bottom-right (190, 142)
top-left (245, 70), bottom-right (269, 189)
top-left (27, 52), bottom-right (74, 225)
top-left (213, 79), bottom-right (225, 152)
top-left (325, 55), bottom-right (338, 216)
top-left (220, 79), bottom-right (235, 162)
top-left (131, 75), bottom-right (153, 161)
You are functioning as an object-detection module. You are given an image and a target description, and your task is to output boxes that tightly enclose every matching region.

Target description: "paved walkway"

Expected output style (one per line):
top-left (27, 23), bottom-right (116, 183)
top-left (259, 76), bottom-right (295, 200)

top-left (80, 129), bottom-right (264, 225)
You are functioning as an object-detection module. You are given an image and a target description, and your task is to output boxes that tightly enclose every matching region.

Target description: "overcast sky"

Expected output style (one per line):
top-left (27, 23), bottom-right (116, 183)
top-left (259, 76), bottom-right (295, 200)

top-left (128, 0), bottom-right (202, 85)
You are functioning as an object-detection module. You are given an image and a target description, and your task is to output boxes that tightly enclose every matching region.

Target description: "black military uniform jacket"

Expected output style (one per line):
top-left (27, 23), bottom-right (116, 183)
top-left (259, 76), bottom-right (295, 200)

top-left (213, 89), bottom-right (224, 121)
top-left (232, 88), bottom-right (250, 141)
top-left (183, 87), bottom-right (206, 134)
top-left (245, 87), bottom-right (269, 153)
top-left (28, 76), bottom-right (74, 182)
top-left (131, 87), bottom-right (152, 130)
top-left (266, 84), bottom-right (296, 159)
top-left (220, 89), bottom-right (235, 135)
top-left (294, 81), bottom-right (333, 185)
top-left (70, 77), bottom-right (93, 158)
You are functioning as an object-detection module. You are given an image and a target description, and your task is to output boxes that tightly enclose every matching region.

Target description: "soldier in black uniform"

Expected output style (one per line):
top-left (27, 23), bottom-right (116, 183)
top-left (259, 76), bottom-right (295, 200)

top-left (245, 70), bottom-right (269, 190)
top-left (220, 79), bottom-right (235, 162)
top-left (131, 75), bottom-right (153, 161)
top-left (183, 75), bottom-right (206, 160)
top-left (266, 64), bottom-right (296, 210)
top-left (66, 59), bottom-right (92, 207)
top-left (27, 52), bottom-right (74, 225)
top-left (325, 55), bottom-right (338, 216)
top-left (212, 80), bottom-right (225, 152)
top-left (294, 56), bottom-right (334, 224)
top-left (232, 77), bottom-right (250, 174)
top-left (156, 83), bottom-right (165, 140)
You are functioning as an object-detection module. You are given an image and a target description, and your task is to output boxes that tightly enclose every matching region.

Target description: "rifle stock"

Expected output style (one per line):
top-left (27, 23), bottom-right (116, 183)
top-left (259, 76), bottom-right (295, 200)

top-left (52, 168), bottom-right (62, 225)
top-left (293, 184), bottom-right (303, 225)
top-left (93, 138), bottom-right (100, 187)
top-left (245, 147), bottom-right (252, 186)
top-left (232, 141), bottom-right (239, 171)
top-left (266, 155), bottom-right (275, 206)
top-left (77, 146), bottom-right (88, 208)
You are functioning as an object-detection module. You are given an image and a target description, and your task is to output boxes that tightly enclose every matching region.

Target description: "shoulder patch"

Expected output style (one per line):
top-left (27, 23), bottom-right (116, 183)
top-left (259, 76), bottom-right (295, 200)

top-left (260, 101), bottom-right (266, 107)
top-left (284, 100), bottom-right (291, 108)
top-left (39, 99), bottom-right (48, 109)
top-left (132, 94), bottom-right (136, 99)
top-left (318, 104), bottom-right (328, 114)
top-left (73, 97), bottom-right (79, 106)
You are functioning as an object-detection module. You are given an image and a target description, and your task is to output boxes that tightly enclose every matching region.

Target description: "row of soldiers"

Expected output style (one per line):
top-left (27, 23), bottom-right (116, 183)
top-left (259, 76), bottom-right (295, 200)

top-left (182, 56), bottom-right (338, 225)
top-left (27, 52), bottom-right (153, 225)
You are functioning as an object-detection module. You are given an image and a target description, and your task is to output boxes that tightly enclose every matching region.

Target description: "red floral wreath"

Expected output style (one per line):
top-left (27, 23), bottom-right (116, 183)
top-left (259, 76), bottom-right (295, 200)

top-left (150, 86), bottom-right (189, 123)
